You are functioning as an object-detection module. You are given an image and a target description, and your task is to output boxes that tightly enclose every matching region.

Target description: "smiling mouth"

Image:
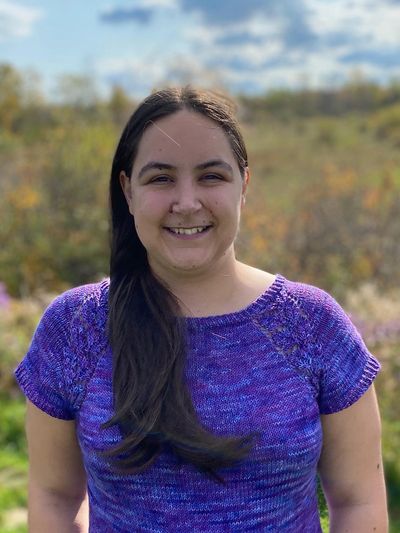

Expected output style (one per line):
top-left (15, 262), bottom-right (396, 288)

top-left (165, 226), bottom-right (212, 235)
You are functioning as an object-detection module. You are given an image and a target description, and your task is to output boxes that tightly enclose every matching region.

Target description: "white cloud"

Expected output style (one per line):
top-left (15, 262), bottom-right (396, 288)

top-left (141, 0), bottom-right (179, 7)
top-left (95, 54), bottom-right (225, 97)
top-left (306, 0), bottom-right (400, 47)
top-left (181, 12), bottom-right (285, 68)
top-left (0, 1), bottom-right (43, 40)
top-left (186, 1), bottom-right (400, 92)
top-left (182, 12), bottom-right (281, 47)
top-left (163, 54), bottom-right (225, 87)
top-left (96, 56), bottom-right (168, 80)
top-left (95, 0), bottom-right (400, 97)
top-left (181, 23), bottom-right (218, 47)
top-left (101, 0), bottom-right (178, 13)
top-left (242, 15), bottom-right (284, 39)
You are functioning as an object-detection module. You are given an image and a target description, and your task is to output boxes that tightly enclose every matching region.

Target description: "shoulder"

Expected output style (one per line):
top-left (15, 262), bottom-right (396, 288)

top-left (39, 279), bottom-right (109, 330)
top-left (250, 274), bottom-right (341, 361)
top-left (282, 275), bottom-right (340, 309)
top-left (44, 279), bottom-right (110, 367)
top-left (254, 273), bottom-right (373, 368)
top-left (277, 275), bottom-right (352, 331)
top-left (46, 278), bottom-right (109, 323)
top-left (277, 275), bottom-right (370, 356)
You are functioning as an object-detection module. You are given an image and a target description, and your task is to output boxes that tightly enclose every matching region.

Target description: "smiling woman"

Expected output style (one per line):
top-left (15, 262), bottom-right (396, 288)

top-left (119, 110), bottom-right (248, 281)
top-left (14, 86), bottom-right (388, 532)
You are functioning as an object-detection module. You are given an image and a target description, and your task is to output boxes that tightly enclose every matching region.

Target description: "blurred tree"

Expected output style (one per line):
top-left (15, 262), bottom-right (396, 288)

top-left (55, 74), bottom-right (99, 110)
top-left (36, 121), bottom-right (114, 289)
top-left (370, 103), bottom-right (400, 146)
top-left (0, 64), bottom-right (23, 131)
top-left (108, 85), bottom-right (135, 126)
top-left (282, 166), bottom-right (400, 296)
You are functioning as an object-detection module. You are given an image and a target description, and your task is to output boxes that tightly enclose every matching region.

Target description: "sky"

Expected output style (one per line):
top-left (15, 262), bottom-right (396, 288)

top-left (1, 0), bottom-right (400, 99)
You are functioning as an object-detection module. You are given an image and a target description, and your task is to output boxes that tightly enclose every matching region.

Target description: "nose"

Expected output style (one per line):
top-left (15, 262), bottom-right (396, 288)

top-left (170, 181), bottom-right (202, 215)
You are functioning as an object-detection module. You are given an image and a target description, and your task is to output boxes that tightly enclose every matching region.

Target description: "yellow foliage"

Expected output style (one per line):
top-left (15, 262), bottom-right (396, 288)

top-left (323, 165), bottom-right (358, 195)
top-left (274, 218), bottom-right (289, 240)
top-left (20, 256), bottom-right (51, 293)
top-left (251, 233), bottom-right (268, 252)
top-left (69, 231), bottom-right (87, 246)
top-left (362, 188), bottom-right (381, 210)
top-left (299, 211), bottom-right (312, 223)
top-left (351, 255), bottom-right (374, 279)
top-left (6, 185), bottom-right (41, 210)
top-left (245, 212), bottom-right (262, 231)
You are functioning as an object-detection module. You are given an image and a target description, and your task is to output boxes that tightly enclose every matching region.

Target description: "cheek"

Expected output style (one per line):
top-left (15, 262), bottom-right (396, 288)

top-left (210, 192), bottom-right (241, 215)
top-left (132, 192), bottom-right (168, 219)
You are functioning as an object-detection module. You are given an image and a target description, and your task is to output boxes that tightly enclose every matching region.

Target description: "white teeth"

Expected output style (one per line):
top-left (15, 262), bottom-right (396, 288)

top-left (168, 226), bottom-right (208, 235)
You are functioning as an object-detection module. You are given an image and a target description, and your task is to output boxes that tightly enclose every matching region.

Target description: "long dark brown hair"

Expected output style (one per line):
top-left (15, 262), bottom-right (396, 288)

top-left (103, 86), bottom-right (257, 482)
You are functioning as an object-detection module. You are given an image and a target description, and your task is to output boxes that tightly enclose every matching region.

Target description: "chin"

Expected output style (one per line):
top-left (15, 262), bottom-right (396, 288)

top-left (171, 262), bottom-right (207, 272)
top-left (150, 248), bottom-right (230, 277)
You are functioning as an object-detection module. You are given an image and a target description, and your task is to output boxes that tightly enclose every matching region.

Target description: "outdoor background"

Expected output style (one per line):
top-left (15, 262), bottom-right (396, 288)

top-left (1, 1), bottom-right (400, 531)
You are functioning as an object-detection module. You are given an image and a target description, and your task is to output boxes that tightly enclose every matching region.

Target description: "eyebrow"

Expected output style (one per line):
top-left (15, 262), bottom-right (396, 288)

top-left (137, 159), bottom-right (234, 179)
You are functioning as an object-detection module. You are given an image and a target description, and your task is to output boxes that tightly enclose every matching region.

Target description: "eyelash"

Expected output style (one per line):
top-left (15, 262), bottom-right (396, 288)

top-left (202, 173), bottom-right (224, 181)
top-left (149, 175), bottom-right (171, 183)
top-left (148, 173), bottom-right (224, 184)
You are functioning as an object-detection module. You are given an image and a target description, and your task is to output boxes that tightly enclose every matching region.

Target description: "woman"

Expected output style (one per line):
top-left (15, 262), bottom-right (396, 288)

top-left (15, 86), bottom-right (388, 532)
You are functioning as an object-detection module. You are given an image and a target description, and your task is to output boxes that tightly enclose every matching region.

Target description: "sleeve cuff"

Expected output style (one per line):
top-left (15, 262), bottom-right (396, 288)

top-left (319, 354), bottom-right (381, 415)
top-left (14, 363), bottom-right (75, 420)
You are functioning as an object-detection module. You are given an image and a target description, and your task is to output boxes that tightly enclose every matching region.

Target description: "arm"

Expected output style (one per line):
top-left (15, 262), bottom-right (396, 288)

top-left (26, 400), bottom-right (89, 533)
top-left (318, 385), bottom-right (388, 532)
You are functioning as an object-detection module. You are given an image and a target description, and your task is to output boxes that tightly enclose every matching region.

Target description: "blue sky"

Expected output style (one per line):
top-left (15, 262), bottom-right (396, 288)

top-left (1, 0), bottom-right (400, 99)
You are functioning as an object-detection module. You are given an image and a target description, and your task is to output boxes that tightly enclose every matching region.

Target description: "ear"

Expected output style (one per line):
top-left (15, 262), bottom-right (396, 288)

top-left (119, 171), bottom-right (134, 214)
top-left (241, 167), bottom-right (250, 206)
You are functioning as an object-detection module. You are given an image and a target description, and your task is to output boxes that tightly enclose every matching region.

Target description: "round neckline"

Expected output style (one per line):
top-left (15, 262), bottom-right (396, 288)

top-left (185, 273), bottom-right (285, 327)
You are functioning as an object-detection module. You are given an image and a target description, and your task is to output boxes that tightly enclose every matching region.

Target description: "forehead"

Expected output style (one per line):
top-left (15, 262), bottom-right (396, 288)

top-left (133, 110), bottom-right (235, 166)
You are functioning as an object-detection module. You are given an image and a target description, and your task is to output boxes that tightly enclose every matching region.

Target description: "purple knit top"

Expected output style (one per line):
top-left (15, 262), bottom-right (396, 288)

top-left (15, 274), bottom-right (380, 532)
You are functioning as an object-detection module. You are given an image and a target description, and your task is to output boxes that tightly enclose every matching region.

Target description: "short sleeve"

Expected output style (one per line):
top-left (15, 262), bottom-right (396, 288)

top-left (312, 289), bottom-right (381, 415)
top-left (14, 292), bottom-right (77, 419)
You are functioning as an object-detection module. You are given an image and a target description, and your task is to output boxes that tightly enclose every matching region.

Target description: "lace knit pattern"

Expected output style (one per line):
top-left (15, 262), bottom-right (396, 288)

top-left (14, 274), bottom-right (380, 532)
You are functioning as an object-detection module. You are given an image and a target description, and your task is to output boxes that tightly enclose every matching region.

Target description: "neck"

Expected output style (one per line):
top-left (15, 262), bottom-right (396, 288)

top-left (151, 251), bottom-right (244, 317)
top-left (151, 254), bottom-right (275, 318)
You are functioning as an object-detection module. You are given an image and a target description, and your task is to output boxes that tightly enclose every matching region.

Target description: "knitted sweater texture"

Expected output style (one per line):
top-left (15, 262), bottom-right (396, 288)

top-left (15, 274), bottom-right (380, 532)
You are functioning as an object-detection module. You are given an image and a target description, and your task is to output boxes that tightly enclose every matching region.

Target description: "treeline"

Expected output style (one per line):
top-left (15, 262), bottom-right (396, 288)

top-left (240, 76), bottom-right (400, 119)
top-left (1, 62), bottom-right (400, 298)
top-left (0, 64), bottom-right (136, 139)
top-left (3, 63), bottom-right (400, 132)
